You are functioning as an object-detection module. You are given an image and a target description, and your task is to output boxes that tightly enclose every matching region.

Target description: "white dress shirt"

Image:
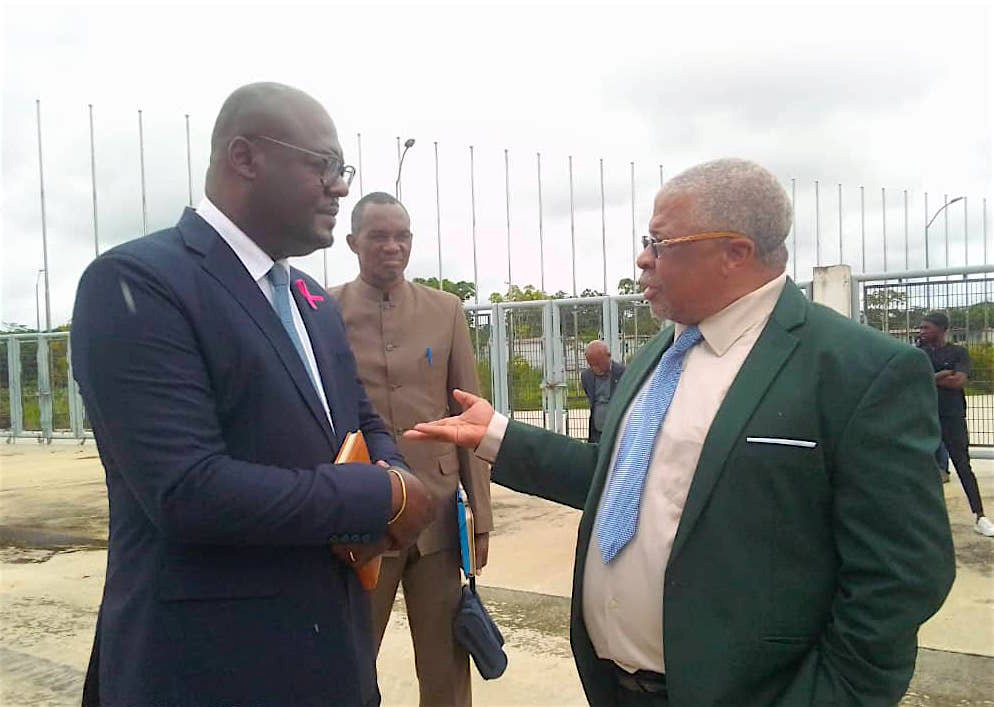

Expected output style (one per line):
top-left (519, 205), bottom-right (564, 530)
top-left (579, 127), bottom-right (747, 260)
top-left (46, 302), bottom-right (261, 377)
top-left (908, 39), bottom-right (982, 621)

top-left (196, 198), bottom-right (334, 431)
top-left (476, 273), bottom-right (787, 674)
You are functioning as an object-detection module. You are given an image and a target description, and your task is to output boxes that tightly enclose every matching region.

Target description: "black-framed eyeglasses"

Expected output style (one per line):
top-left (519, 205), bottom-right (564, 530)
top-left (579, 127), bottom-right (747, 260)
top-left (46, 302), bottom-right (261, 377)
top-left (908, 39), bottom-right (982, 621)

top-left (245, 135), bottom-right (356, 187)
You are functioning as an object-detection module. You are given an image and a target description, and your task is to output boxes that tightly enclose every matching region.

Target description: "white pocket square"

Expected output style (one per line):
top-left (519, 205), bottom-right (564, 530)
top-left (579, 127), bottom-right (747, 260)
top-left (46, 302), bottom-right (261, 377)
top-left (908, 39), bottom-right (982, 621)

top-left (746, 437), bottom-right (818, 449)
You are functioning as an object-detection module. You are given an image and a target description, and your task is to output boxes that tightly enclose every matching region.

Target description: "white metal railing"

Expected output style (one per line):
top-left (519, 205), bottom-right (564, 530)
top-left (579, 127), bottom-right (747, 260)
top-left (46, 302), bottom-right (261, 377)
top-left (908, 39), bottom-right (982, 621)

top-left (2, 331), bottom-right (89, 443)
top-left (7, 266), bottom-right (991, 445)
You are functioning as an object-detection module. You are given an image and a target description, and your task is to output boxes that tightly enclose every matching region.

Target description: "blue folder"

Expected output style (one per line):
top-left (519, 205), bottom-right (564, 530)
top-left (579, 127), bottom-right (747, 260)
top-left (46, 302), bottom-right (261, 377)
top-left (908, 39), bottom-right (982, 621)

top-left (456, 485), bottom-right (475, 579)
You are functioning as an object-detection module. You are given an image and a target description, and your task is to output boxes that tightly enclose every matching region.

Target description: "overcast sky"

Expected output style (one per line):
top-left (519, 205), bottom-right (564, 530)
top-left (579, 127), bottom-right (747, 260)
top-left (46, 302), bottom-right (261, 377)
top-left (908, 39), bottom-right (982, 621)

top-left (2, 1), bottom-right (991, 328)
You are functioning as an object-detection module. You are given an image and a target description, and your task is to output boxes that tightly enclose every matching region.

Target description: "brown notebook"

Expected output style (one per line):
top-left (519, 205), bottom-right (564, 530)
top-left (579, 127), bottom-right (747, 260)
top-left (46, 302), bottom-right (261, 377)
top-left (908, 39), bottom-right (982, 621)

top-left (334, 431), bottom-right (382, 591)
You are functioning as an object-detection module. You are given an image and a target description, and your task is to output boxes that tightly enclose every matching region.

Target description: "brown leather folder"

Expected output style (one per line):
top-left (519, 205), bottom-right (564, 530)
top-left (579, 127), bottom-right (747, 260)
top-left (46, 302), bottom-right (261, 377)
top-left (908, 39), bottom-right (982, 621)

top-left (334, 431), bottom-right (382, 591)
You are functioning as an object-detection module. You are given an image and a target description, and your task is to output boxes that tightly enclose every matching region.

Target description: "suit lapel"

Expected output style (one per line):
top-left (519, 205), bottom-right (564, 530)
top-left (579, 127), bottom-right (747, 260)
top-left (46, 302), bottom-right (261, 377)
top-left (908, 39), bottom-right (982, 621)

top-left (178, 210), bottom-right (336, 449)
top-left (291, 273), bottom-right (344, 450)
top-left (668, 282), bottom-right (807, 566)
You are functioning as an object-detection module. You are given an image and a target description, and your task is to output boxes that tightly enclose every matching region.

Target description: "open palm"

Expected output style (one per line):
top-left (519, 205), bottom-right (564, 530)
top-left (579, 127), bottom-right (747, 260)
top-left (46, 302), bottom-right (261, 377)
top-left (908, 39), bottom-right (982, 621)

top-left (403, 389), bottom-right (494, 450)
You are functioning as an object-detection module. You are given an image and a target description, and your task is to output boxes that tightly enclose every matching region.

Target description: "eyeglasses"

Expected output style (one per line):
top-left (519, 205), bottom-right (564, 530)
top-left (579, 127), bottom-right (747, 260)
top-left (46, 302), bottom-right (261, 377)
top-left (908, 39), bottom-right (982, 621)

top-left (641, 231), bottom-right (745, 258)
top-left (246, 135), bottom-right (356, 187)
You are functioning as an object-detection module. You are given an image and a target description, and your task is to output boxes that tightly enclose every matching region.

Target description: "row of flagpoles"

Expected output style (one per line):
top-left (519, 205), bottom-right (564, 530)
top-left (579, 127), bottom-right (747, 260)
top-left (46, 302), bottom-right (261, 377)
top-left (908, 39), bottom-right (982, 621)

top-left (28, 100), bottom-right (989, 331)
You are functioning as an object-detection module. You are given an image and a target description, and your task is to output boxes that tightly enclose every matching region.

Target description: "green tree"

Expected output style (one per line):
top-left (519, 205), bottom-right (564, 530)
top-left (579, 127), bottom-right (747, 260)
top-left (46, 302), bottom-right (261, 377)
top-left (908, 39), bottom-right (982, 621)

top-left (508, 355), bottom-right (544, 410)
top-left (617, 278), bottom-right (642, 295)
top-left (489, 284), bottom-right (551, 303)
top-left (966, 343), bottom-right (994, 395)
top-left (863, 289), bottom-right (908, 332)
top-left (412, 277), bottom-right (476, 302)
top-left (475, 359), bottom-right (493, 402)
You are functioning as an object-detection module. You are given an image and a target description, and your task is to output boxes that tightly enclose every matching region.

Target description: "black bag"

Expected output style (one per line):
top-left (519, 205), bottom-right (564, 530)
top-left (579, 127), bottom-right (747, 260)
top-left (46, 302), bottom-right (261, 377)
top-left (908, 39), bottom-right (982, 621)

top-left (453, 577), bottom-right (507, 680)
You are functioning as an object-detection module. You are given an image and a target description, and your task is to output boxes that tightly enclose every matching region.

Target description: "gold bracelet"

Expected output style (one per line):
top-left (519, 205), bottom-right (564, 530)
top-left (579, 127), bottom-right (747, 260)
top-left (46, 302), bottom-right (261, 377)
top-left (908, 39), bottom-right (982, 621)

top-left (387, 468), bottom-right (407, 525)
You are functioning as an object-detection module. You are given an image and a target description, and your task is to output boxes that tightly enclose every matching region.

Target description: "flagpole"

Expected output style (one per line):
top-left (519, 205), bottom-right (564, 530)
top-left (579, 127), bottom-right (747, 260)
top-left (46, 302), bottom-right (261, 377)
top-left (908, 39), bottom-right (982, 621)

top-left (89, 104), bottom-right (100, 256)
top-left (36, 99), bottom-right (51, 331)
top-left (138, 109), bottom-right (148, 235)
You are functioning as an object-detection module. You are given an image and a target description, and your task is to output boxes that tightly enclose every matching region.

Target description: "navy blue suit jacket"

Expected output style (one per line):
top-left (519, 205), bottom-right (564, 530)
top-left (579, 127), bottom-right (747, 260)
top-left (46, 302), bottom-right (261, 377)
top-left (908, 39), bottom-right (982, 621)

top-left (71, 209), bottom-right (405, 707)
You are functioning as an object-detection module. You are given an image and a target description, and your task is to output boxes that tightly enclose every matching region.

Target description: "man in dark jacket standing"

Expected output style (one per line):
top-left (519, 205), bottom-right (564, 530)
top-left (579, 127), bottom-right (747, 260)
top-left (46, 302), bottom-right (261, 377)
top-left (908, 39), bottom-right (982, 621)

top-left (918, 311), bottom-right (994, 537)
top-left (581, 340), bottom-right (626, 443)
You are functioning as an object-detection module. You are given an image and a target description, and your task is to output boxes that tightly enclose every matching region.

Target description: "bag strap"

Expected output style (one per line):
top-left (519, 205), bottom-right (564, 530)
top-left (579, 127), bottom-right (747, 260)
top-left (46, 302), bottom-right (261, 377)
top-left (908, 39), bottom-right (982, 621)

top-left (469, 576), bottom-right (477, 594)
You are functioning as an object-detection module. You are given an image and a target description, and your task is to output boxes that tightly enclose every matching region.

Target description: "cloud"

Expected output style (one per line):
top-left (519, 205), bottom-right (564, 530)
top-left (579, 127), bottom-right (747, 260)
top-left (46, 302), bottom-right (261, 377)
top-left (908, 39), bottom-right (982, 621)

top-left (2, 2), bottom-right (991, 326)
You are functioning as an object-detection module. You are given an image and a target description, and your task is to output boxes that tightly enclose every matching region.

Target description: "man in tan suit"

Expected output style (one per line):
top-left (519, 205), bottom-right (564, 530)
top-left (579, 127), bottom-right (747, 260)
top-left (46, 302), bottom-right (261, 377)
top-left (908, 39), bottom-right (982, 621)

top-left (330, 191), bottom-right (493, 707)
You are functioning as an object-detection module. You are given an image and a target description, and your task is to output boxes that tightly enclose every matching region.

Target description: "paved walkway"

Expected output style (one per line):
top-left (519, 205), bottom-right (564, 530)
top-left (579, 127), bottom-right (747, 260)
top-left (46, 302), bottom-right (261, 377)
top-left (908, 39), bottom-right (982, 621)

top-left (1, 442), bottom-right (992, 705)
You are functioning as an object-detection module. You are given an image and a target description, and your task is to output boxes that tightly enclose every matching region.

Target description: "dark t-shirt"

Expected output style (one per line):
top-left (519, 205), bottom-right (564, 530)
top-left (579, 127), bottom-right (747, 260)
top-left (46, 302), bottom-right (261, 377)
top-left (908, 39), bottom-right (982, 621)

top-left (918, 342), bottom-right (970, 417)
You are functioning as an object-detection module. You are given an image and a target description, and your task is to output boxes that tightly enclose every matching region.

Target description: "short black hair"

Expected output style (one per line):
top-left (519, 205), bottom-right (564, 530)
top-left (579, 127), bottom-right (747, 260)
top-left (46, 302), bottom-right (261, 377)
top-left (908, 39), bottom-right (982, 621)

top-left (923, 311), bottom-right (950, 330)
top-left (350, 192), bottom-right (409, 235)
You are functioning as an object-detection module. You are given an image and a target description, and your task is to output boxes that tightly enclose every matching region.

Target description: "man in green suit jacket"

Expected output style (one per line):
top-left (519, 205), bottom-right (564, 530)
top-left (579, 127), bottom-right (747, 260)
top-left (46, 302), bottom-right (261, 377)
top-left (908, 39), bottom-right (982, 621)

top-left (406, 158), bottom-right (955, 706)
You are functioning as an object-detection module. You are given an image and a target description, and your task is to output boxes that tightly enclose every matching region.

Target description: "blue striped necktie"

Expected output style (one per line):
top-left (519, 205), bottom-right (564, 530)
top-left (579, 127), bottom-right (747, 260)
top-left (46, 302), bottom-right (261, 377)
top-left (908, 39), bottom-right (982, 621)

top-left (595, 325), bottom-right (703, 563)
top-left (266, 264), bottom-right (318, 391)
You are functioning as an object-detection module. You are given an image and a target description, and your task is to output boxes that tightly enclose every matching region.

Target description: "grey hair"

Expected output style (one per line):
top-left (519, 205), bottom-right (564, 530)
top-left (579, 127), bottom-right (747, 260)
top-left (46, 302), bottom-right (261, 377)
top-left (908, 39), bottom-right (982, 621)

top-left (661, 158), bottom-right (792, 269)
top-left (585, 340), bottom-right (609, 356)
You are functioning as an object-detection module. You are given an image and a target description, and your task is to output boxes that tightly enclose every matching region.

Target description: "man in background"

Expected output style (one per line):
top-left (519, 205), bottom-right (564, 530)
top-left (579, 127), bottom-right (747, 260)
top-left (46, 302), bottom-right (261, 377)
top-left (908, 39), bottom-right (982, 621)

top-left (330, 192), bottom-right (493, 706)
top-left (918, 311), bottom-right (994, 536)
top-left (581, 340), bottom-right (626, 443)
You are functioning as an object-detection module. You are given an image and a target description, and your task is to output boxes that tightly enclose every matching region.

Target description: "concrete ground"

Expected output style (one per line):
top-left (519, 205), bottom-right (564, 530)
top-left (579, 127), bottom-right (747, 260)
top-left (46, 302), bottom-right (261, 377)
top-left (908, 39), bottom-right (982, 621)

top-left (1, 442), bottom-right (992, 706)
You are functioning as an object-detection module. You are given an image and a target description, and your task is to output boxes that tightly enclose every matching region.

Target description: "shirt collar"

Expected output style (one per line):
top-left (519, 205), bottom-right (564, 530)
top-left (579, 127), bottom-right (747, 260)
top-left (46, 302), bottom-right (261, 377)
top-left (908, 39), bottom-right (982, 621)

top-left (675, 273), bottom-right (788, 357)
top-left (196, 197), bottom-right (280, 283)
top-left (351, 276), bottom-right (409, 302)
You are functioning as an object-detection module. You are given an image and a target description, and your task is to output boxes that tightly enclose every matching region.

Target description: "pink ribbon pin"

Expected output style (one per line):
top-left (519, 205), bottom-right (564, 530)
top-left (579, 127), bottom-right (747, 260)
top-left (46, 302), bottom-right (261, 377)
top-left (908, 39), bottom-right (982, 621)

top-left (295, 279), bottom-right (325, 311)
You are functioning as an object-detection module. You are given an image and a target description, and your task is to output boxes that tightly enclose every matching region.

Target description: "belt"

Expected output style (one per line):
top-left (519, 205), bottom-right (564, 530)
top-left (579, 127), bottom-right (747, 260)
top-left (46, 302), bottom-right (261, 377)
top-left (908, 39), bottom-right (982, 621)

top-left (614, 665), bottom-right (668, 695)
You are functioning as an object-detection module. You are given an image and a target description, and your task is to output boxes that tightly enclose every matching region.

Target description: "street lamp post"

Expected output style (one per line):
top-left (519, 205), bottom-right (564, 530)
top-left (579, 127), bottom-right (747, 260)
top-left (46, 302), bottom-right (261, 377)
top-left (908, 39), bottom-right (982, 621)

top-left (395, 137), bottom-right (415, 200)
top-left (925, 196), bottom-right (965, 269)
top-left (924, 196), bottom-right (964, 310)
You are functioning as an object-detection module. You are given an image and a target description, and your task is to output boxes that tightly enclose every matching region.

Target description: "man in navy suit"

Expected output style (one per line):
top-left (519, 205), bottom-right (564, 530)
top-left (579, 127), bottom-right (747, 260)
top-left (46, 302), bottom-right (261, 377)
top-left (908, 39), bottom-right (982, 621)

top-left (71, 82), bottom-right (435, 707)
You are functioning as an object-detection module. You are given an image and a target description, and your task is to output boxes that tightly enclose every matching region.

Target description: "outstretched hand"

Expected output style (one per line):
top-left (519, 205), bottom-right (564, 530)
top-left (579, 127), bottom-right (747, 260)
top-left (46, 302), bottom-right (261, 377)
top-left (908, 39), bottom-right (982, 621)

top-left (403, 389), bottom-right (495, 450)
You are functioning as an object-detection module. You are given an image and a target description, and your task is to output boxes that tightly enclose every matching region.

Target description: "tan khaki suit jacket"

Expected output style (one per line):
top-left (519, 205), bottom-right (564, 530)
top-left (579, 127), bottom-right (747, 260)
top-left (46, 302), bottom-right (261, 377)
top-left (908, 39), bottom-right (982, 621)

top-left (330, 278), bottom-right (493, 555)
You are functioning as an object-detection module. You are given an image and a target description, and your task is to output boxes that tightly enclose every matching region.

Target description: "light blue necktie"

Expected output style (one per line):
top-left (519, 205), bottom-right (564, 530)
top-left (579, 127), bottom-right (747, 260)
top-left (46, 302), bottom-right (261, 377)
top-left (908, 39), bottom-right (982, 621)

top-left (595, 325), bottom-right (703, 563)
top-left (266, 264), bottom-right (318, 391)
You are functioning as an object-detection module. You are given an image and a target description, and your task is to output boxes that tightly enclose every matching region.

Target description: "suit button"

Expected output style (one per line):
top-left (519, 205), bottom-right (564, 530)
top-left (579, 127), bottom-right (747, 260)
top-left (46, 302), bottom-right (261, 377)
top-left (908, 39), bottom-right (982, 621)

top-left (391, 383), bottom-right (402, 390)
top-left (361, 534), bottom-right (371, 543)
top-left (328, 535), bottom-right (339, 543)
top-left (350, 534), bottom-right (361, 543)
top-left (385, 343), bottom-right (396, 351)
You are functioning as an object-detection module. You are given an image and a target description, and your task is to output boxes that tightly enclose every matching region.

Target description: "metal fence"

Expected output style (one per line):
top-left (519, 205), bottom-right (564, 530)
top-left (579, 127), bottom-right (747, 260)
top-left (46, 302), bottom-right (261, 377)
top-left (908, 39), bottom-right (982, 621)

top-left (464, 295), bottom-right (660, 440)
top-left (2, 332), bottom-right (89, 442)
top-left (7, 267), bottom-right (994, 446)
top-left (7, 98), bottom-right (990, 341)
top-left (856, 265), bottom-right (994, 445)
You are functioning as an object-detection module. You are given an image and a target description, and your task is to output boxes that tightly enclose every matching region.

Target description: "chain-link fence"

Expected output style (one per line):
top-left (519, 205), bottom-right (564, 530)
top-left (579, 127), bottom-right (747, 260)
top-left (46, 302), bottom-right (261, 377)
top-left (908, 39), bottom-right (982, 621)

top-left (2, 332), bottom-right (88, 442)
top-left (12, 271), bottom-right (991, 446)
top-left (860, 272), bottom-right (994, 445)
top-left (465, 295), bottom-right (660, 441)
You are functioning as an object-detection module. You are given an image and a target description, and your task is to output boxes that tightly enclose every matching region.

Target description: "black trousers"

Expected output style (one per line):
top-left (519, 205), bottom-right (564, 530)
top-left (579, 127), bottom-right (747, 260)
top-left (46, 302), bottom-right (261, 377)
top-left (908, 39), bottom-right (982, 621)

top-left (614, 686), bottom-right (668, 707)
top-left (589, 427), bottom-right (602, 444)
top-left (938, 415), bottom-right (985, 516)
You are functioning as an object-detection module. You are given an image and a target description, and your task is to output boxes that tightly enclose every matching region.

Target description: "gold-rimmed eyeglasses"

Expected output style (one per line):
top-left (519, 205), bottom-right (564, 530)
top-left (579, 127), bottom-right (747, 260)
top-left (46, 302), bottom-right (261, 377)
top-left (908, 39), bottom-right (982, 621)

top-left (641, 231), bottom-right (746, 258)
top-left (245, 135), bottom-right (356, 188)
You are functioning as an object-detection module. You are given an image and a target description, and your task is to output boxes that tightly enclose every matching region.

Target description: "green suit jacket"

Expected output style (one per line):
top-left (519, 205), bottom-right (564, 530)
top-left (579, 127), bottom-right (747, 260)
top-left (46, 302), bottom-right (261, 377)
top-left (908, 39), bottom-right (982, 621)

top-left (491, 281), bottom-right (955, 706)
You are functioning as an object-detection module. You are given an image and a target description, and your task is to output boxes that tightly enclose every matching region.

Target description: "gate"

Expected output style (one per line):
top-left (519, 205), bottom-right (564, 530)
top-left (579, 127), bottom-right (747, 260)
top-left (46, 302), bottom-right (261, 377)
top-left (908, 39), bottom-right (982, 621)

top-left (858, 268), bottom-right (994, 445)
top-left (468, 295), bottom-right (661, 440)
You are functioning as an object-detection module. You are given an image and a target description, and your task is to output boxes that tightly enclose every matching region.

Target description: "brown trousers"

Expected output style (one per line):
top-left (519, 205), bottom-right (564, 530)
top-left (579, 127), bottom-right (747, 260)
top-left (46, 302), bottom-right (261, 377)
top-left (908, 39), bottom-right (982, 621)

top-left (371, 545), bottom-right (471, 707)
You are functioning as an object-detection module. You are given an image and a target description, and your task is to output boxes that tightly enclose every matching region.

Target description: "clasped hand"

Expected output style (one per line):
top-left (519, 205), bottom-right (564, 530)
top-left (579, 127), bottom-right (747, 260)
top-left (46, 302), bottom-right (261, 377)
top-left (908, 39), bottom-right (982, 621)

top-left (332, 390), bottom-right (495, 569)
top-left (331, 462), bottom-right (435, 568)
